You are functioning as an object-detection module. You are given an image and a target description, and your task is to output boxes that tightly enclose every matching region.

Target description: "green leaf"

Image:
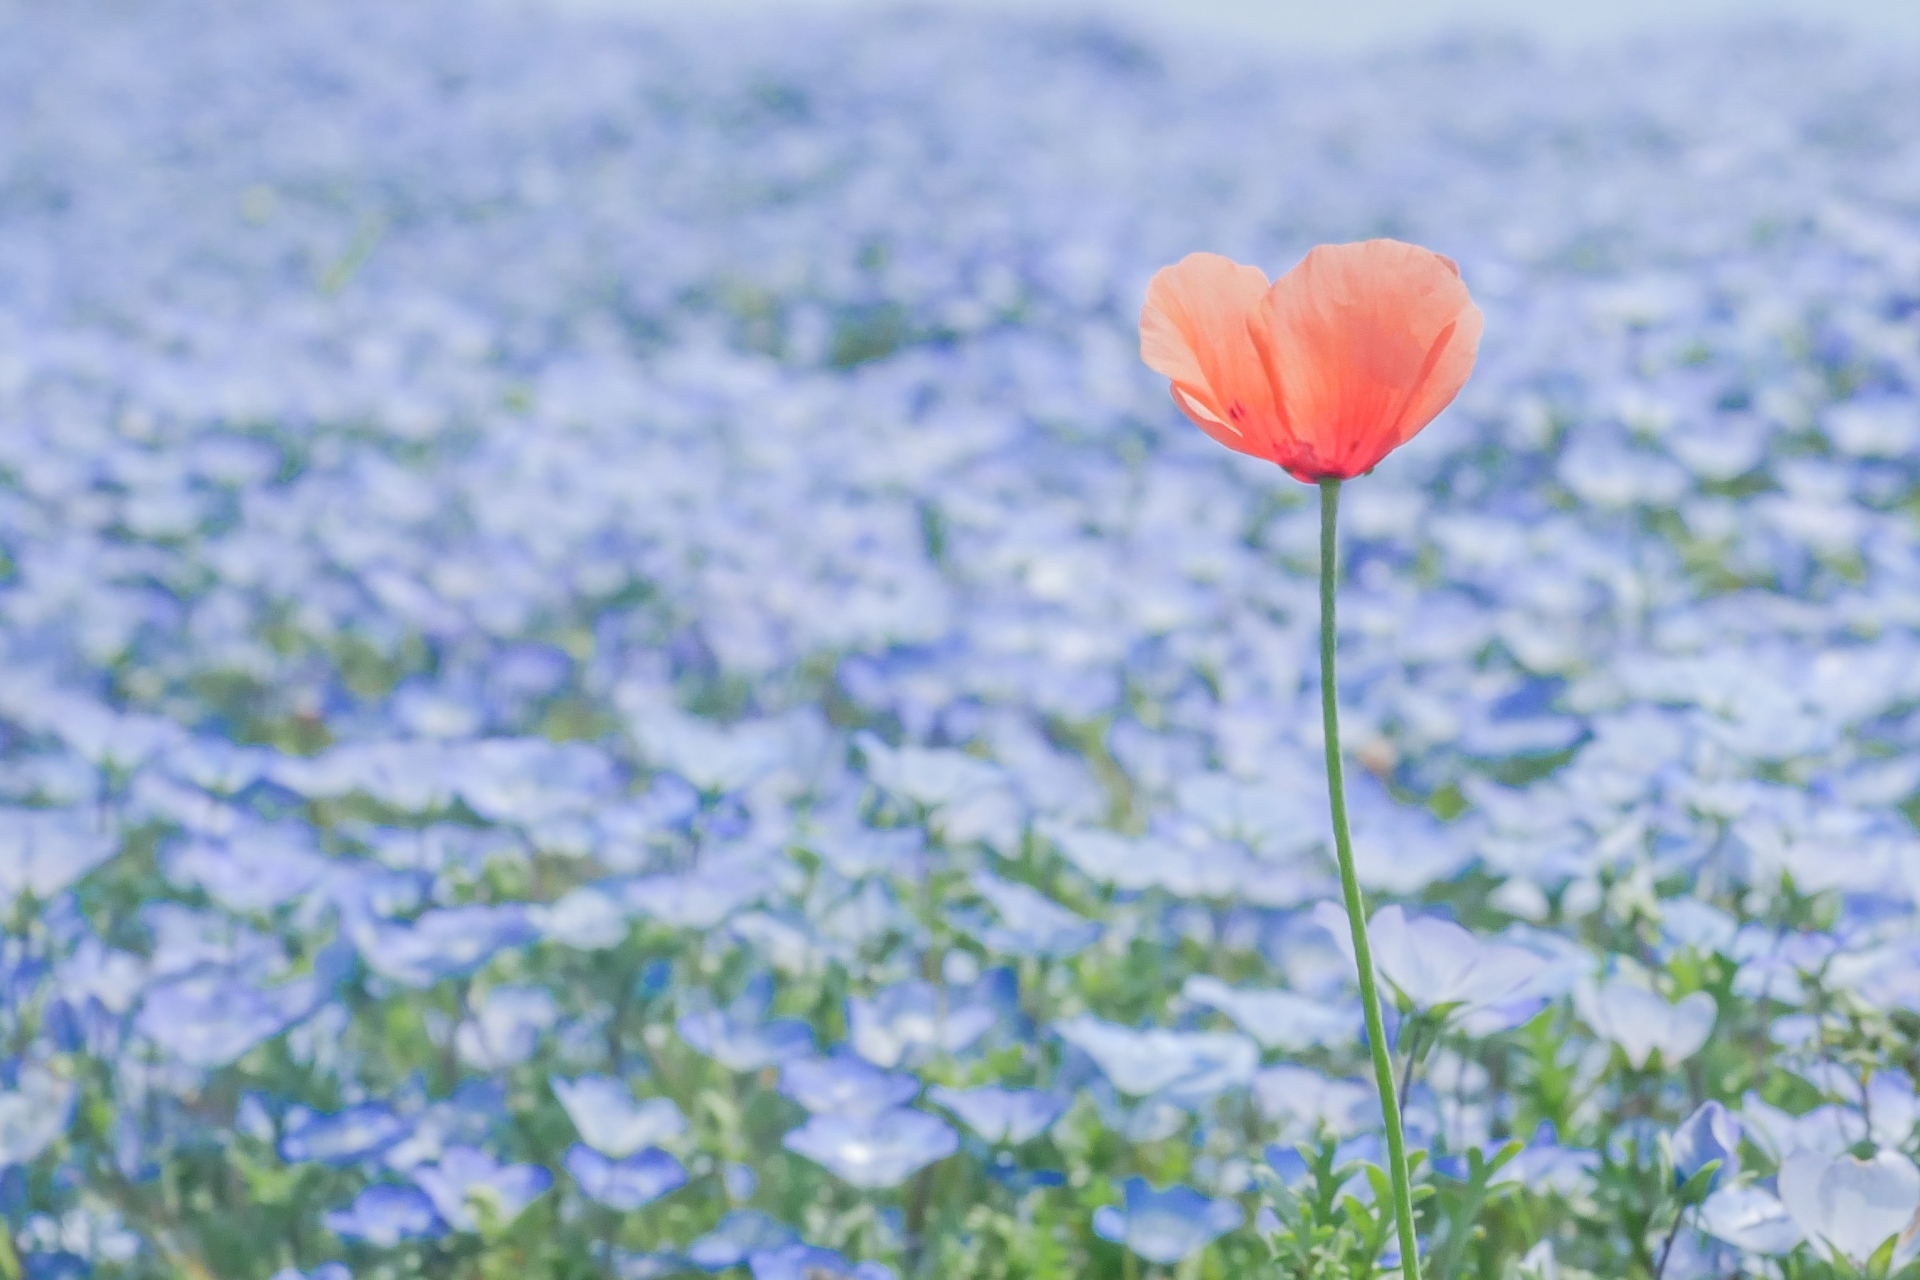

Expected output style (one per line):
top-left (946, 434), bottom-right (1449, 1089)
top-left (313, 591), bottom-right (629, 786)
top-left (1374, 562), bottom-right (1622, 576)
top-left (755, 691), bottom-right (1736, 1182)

top-left (1676, 1160), bottom-right (1723, 1208)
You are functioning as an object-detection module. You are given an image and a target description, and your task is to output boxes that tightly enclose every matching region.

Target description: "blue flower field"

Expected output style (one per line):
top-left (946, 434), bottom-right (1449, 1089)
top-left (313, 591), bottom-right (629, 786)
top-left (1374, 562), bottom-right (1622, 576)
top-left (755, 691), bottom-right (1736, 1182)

top-left (3, 3), bottom-right (1920, 1277)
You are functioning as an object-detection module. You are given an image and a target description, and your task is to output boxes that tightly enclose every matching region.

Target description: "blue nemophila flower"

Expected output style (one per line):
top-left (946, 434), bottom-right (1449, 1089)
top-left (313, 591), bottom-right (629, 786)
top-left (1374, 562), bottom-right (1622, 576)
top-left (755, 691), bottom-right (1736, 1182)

top-left (926, 1085), bottom-right (1067, 1144)
top-left (1311, 902), bottom-right (1550, 1028)
top-left (323, 1184), bottom-right (447, 1246)
top-left (955, 872), bottom-right (1101, 958)
top-left (383, 1080), bottom-right (507, 1170)
top-left (847, 979), bottom-right (995, 1068)
top-left (1488, 1125), bottom-right (1600, 1197)
top-left (347, 904), bottom-right (537, 988)
top-left (454, 984), bottom-right (557, 1069)
top-left (1054, 1015), bottom-right (1258, 1106)
top-left (280, 1103), bottom-right (412, 1167)
top-left (1778, 1148), bottom-right (1920, 1269)
top-left (269, 1266), bottom-right (350, 1280)
top-left (1181, 975), bottom-right (1360, 1051)
top-left (746, 1244), bottom-right (892, 1280)
top-left (687, 1210), bottom-right (800, 1270)
top-left (1656, 898), bottom-right (1738, 959)
top-left (136, 965), bottom-right (338, 1069)
top-left (162, 826), bottom-right (330, 914)
top-left (1670, 1100), bottom-right (1740, 1188)
top-left (1573, 977), bottom-right (1716, 1068)
top-left (778, 1053), bottom-right (920, 1116)
top-left (677, 976), bottom-right (816, 1071)
top-left (564, 1144), bottom-right (688, 1211)
top-left (0, 808), bottom-right (121, 912)
top-left (625, 703), bottom-right (786, 795)
top-left (453, 738), bottom-right (619, 826)
top-left (723, 1163), bottom-right (758, 1200)
top-left (608, 1250), bottom-right (687, 1280)
top-left (782, 1108), bottom-right (959, 1187)
top-left (805, 818), bottom-right (927, 881)
top-left (1700, 1184), bottom-right (1804, 1255)
top-left (624, 864), bottom-right (776, 929)
top-left (551, 1075), bottom-right (686, 1158)
top-left (985, 1153), bottom-right (1068, 1192)
top-left (533, 886), bottom-right (630, 951)
top-left (1251, 1067), bottom-right (1376, 1143)
top-left (855, 732), bottom-right (1006, 809)
top-left (409, 1145), bottom-right (552, 1231)
top-left (1092, 1178), bottom-right (1244, 1264)
top-left (0, 1065), bottom-right (78, 1165)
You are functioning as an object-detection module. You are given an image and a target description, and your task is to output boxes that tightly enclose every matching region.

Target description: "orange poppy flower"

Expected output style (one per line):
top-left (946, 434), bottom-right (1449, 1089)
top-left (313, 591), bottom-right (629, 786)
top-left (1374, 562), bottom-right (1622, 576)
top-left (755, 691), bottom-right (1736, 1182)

top-left (1139, 239), bottom-right (1482, 483)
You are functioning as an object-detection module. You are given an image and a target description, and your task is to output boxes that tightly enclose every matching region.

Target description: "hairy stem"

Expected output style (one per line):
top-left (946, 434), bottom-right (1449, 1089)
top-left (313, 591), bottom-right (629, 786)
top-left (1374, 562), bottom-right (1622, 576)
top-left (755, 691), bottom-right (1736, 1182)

top-left (1319, 477), bottom-right (1422, 1280)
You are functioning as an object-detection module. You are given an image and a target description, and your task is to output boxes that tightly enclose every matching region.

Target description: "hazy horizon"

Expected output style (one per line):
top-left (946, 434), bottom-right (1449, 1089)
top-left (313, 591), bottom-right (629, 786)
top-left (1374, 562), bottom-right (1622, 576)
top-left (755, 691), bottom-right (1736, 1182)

top-left (534, 0), bottom-right (1920, 54)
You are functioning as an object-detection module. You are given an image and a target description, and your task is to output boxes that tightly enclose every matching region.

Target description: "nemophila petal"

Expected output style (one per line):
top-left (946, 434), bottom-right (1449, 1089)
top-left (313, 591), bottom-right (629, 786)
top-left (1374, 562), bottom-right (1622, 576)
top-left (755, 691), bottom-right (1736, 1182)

top-left (855, 732), bottom-right (1006, 808)
top-left (552, 1076), bottom-right (686, 1158)
top-left (454, 985), bottom-right (558, 1070)
top-left (1778, 1148), bottom-right (1920, 1267)
top-left (781, 1109), bottom-right (958, 1187)
top-left (1699, 1185), bottom-right (1805, 1255)
top-left (676, 981), bottom-right (816, 1073)
top-left (1573, 978), bottom-right (1716, 1068)
top-left (347, 904), bottom-right (536, 988)
top-left (847, 980), bottom-right (996, 1068)
top-left (610, 1251), bottom-right (695, 1280)
top-left (1253, 1066), bottom-right (1377, 1139)
top-left (323, 1184), bottom-right (447, 1246)
top-left (280, 1103), bottom-right (413, 1166)
top-left (746, 1244), bottom-right (893, 1280)
top-left (806, 821), bottom-right (927, 880)
top-left (1488, 1126), bottom-right (1600, 1197)
top-left (269, 1266), bottom-right (351, 1280)
top-left (1740, 1093), bottom-right (1866, 1162)
top-left (0, 807), bottom-right (120, 910)
top-left (1671, 1100), bottom-right (1741, 1188)
top-left (926, 1086), bottom-right (1067, 1145)
top-left (962, 872), bottom-right (1101, 958)
top-left (623, 702), bottom-right (785, 794)
top-left (1181, 975), bottom-right (1361, 1051)
top-left (564, 1144), bottom-right (688, 1211)
top-left (382, 1080), bottom-right (508, 1171)
top-left (410, 1146), bottom-right (551, 1231)
top-left (162, 826), bottom-right (329, 913)
top-left (778, 1054), bottom-right (920, 1117)
top-left (453, 737), bottom-right (620, 825)
top-left (687, 1211), bottom-right (800, 1270)
top-left (534, 886), bottom-right (631, 950)
top-left (623, 866), bottom-right (773, 929)
top-left (136, 968), bottom-right (334, 1068)
top-left (0, 1066), bottom-right (78, 1165)
top-left (1344, 780), bottom-right (1474, 894)
top-left (1313, 902), bottom-right (1548, 1017)
top-left (1054, 1015), bottom-right (1257, 1105)
top-left (1824, 397), bottom-right (1919, 459)
top-left (1092, 1177), bottom-right (1244, 1265)
top-left (1657, 898), bottom-right (1739, 958)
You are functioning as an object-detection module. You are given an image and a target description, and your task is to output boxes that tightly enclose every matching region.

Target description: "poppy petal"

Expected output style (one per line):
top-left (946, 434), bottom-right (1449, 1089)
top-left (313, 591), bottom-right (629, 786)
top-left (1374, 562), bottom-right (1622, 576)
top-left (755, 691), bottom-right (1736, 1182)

top-left (1249, 239), bottom-right (1481, 480)
top-left (1140, 253), bottom-right (1284, 458)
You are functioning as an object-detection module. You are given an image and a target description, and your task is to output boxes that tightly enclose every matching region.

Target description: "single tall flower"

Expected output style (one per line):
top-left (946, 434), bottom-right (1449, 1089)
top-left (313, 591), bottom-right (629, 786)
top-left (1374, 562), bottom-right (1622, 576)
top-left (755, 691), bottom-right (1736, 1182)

top-left (1140, 240), bottom-right (1481, 483)
top-left (1141, 238), bottom-right (1482, 1280)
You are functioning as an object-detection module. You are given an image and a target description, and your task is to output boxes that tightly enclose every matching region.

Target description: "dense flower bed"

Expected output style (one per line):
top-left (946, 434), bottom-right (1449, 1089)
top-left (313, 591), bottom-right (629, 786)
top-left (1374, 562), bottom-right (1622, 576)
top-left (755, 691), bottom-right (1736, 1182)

top-left (3, 3), bottom-right (1920, 1277)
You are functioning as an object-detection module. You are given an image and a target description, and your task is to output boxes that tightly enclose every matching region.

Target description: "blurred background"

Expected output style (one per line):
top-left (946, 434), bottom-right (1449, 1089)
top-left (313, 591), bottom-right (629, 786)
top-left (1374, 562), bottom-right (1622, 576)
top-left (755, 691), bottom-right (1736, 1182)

top-left (550, 0), bottom-right (1920, 51)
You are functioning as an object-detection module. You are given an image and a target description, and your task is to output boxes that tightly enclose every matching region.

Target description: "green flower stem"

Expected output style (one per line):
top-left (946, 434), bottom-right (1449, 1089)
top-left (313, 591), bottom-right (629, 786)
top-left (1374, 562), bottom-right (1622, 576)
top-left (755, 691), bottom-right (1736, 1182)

top-left (1318, 476), bottom-right (1421, 1280)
